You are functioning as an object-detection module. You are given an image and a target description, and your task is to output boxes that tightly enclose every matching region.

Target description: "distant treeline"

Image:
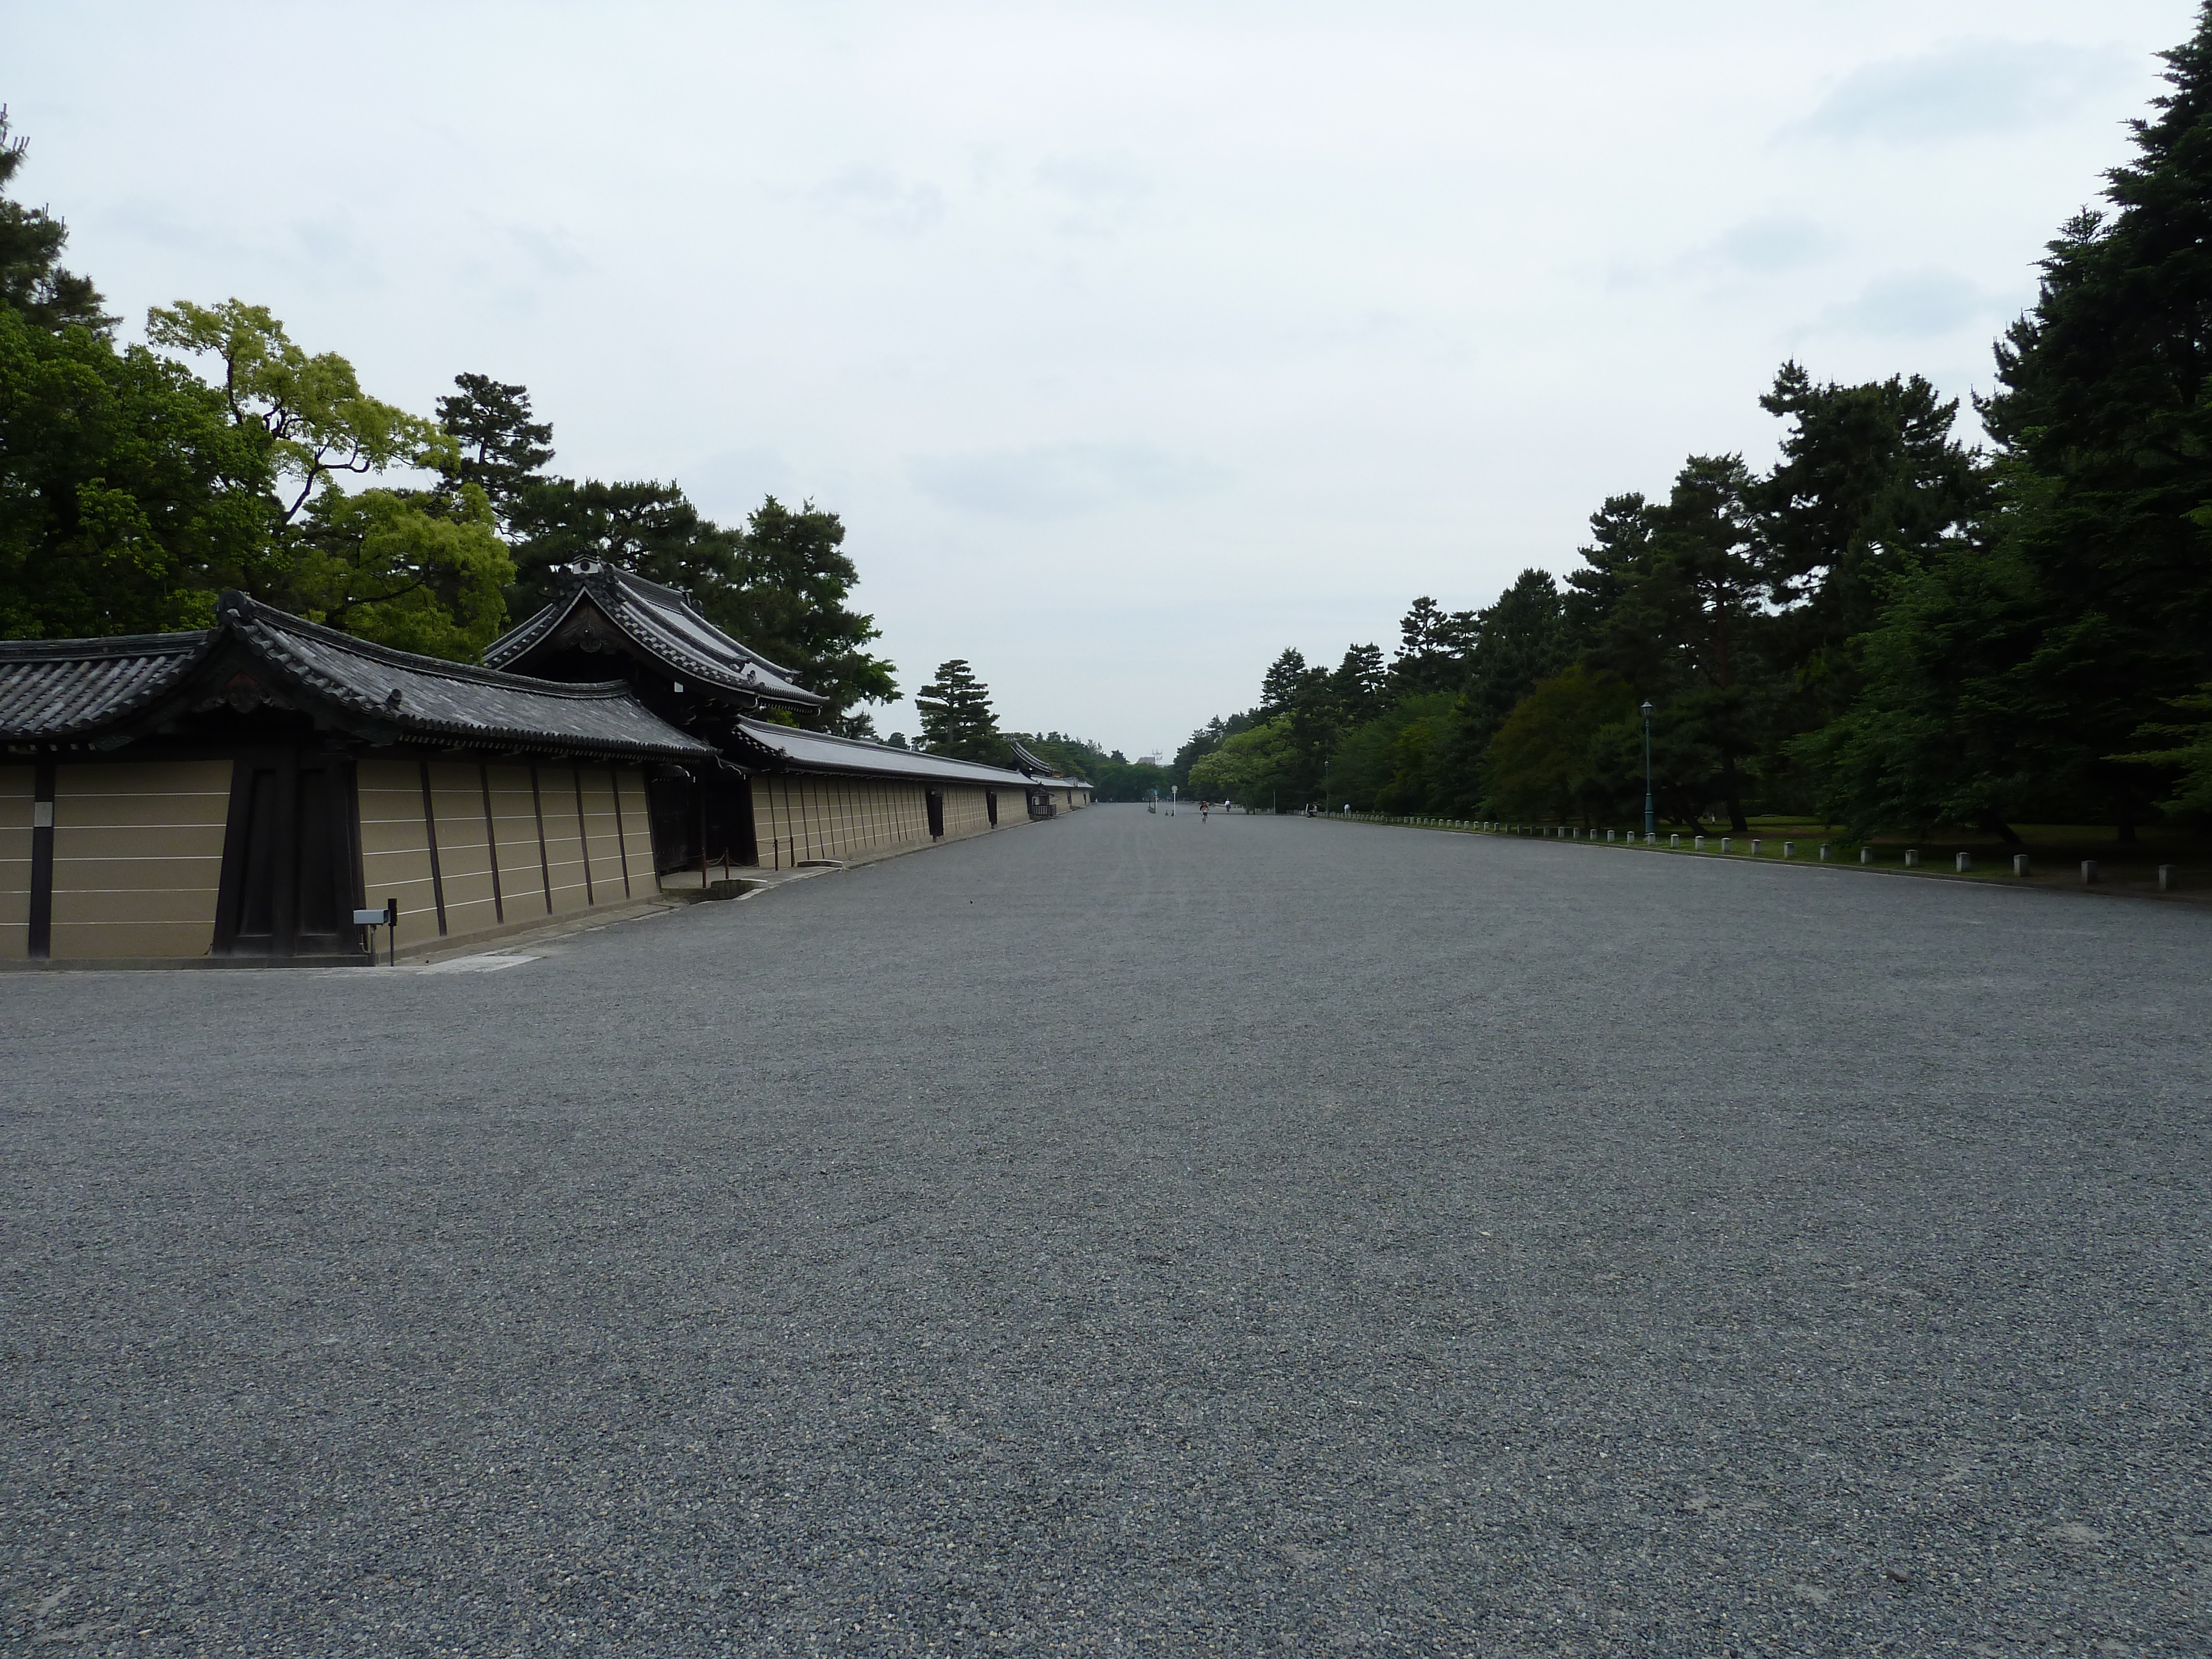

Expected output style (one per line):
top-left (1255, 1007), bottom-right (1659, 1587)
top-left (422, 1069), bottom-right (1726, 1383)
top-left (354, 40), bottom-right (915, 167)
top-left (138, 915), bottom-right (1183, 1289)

top-left (1180, 9), bottom-right (2212, 839)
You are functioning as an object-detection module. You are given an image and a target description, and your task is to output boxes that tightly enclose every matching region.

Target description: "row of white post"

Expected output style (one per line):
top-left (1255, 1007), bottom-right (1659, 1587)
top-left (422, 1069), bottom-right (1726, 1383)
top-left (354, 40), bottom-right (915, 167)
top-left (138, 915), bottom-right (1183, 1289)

top-left (1331, 811), bottom-right (2182, 890)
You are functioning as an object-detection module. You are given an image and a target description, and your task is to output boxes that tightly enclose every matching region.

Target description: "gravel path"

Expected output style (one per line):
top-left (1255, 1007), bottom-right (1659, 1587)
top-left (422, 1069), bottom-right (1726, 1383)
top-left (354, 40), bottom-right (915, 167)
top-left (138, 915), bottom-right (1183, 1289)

top-left (3, 806), bottom-right (2208, 1655)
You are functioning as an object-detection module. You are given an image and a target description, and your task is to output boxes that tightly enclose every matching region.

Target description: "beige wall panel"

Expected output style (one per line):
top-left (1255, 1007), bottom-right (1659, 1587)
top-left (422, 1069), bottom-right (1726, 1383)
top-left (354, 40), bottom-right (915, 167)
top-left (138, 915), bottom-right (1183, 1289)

top-left (356, 761), bottom-right (440, 931)
top-left (540, 767), bottom-right (591, 914)
top-left (426, 766), bottom-right (499, 935)
top-left (49, 883), bottom-right (220, 925)
top-left (486, 768), bottom-right (547, 915)
top-left (47, 823), bottom-right (227, 863)
top-left (614, 769), bottom-right (654, 885)
top-left (48, 760), bottom-right (231, 958)
top-left (577, 771), bottom-right (627, 900)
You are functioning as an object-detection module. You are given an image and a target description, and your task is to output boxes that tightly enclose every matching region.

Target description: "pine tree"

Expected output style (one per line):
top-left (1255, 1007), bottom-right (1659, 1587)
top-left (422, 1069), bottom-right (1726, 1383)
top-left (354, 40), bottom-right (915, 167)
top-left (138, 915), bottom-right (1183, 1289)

top-left (0, 109), bottom-right (113, 335)
top-left (435, 374), bottom-right (554, 521)
top-left (1961, 2), bottom-right (2212, 833)
top-left (916, 659), bottom-right (1004, 763)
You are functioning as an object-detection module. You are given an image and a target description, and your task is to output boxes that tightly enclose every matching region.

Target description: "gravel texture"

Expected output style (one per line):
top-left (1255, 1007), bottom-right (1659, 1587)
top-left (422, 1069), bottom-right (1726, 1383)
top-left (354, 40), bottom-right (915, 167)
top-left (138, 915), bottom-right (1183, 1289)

top-left (2, 806), bottom-right (2208, 1656)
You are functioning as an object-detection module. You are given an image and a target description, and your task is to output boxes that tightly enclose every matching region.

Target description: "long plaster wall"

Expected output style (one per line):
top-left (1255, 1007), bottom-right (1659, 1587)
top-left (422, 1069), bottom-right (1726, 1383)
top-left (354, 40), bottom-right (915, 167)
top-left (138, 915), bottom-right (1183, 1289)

top-left (749, 776), bottom-right (1016, 869)
top-left (356, 759), bottom-right (656, 954)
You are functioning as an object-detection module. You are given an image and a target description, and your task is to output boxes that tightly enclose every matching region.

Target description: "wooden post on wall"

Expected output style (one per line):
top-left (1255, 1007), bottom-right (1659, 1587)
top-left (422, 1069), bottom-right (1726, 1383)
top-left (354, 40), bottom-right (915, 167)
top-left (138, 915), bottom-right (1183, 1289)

top-left (27, 759), bottom-right (54, 961)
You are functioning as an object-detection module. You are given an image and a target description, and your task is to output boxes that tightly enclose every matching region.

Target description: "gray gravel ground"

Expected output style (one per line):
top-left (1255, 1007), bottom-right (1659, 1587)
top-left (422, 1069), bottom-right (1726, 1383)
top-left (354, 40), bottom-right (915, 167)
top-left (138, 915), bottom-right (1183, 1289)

top-left (3, 806), bottom-right (2209, 1656)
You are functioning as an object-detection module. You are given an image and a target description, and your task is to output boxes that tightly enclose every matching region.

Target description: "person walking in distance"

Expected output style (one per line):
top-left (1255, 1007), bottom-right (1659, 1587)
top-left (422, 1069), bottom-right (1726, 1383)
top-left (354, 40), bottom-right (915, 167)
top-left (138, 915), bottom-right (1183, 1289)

top-left (1200, 799), bottom-right (1210, 824)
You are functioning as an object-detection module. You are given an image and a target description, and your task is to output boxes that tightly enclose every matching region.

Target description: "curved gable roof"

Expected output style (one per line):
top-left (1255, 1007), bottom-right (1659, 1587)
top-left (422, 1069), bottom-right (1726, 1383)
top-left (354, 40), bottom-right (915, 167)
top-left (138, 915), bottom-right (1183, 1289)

top-left (485, 563), bottom-right (826, 709)
top-left (0, 596), bottom-right (714, 760)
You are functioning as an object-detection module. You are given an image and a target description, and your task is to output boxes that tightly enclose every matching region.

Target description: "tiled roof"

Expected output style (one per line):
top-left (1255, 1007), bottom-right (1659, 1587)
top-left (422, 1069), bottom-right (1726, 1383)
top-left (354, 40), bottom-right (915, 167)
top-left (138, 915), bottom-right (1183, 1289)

top-left (1008, 739), bottom-right (1089, 786)
top-left (486, 564), bottom-right (826, 708)
top-left (728, 718), bottom-right (1039, 787)
top-left (0, 631), bottom-right (213, 739)
top-left (0, 596), bottom-right (716, 760)
top-left (223, 596), bottom-right (717, 758)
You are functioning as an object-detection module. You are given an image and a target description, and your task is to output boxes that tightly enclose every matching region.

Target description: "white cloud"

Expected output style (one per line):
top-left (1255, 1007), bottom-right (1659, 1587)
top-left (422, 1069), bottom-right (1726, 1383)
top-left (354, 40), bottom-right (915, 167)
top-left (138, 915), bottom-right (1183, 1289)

top-left (1809, 268), bottom-right (2009, 338)
top-left (1792, 39), bottom-right (2137, 143)
top-left (1707, 213), bottom-right (1837, 275)
top-left (910, 444), bottom-right (1229, 519)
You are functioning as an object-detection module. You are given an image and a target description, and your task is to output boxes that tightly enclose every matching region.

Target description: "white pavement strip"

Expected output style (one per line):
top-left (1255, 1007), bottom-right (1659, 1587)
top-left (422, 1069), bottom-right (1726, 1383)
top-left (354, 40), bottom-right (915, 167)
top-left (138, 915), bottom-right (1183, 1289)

top-left (306, 954), bottom-right (539, 978)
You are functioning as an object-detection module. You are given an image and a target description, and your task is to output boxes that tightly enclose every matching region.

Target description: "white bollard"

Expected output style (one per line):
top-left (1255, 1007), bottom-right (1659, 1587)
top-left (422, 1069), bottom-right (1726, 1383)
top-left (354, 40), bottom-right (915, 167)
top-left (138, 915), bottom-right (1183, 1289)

top-left (1750, 838), bottom-right (1762, 856)
top-left (1955, 852), bottom-right (1972, 873)
top-left (2014, 853), bottom-right (2031, 877)
top-left (1818, 843), bottom-right (1829, 860)
top-left (2081, 859), bottom-right (2099, 885)
top-left (1720, 837), bottom-right (1733, 853)
top-left (1782, 841), bottom-right (1793, 858)
top-left (1693, 836), bottom-right (1706, 852)
top-left (1670, 834), bottom-right (1681, 848)
top-left (2159, 863), bottom-right (2176, 891)
top-left (1860, 846), bottom-right (1873, 864)
top-left (1905, 849), bottom-right (1919, 868)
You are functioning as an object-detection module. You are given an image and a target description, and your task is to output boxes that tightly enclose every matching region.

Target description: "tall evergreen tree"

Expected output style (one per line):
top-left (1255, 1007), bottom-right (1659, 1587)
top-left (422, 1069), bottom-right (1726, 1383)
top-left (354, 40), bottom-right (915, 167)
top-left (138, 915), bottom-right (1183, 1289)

top-left (1388, 596), bottom-right (1478, 696)
top-left (435, 374), bottom-right (554, 521)
top-left (1330, 642), bottom-right (1387, 724)
top-left (1811, 3), bottom-right (2212, 836)
top-left (1258, 647), bottom-right (1320, 715)
top-left (0, 109), bottom-right (113, 336)
top-left (916, 659), bottom-right (1004, 763)
top-left (726, 497), bottom-right (896, 732)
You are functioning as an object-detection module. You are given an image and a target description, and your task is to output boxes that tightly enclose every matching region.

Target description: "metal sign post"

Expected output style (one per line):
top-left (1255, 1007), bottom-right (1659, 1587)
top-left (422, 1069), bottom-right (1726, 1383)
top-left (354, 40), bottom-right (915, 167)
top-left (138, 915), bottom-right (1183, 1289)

top-left (353, 899), bottom-right (399, 965)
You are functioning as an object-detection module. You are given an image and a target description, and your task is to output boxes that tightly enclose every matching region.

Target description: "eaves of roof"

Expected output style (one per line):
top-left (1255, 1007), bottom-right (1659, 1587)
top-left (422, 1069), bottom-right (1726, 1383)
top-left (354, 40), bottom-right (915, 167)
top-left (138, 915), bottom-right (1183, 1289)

top-left (729, 718), bottom-right (1040, 787)
top-left (485, 565), bottom-right (827, 708)
top-left (1, 596), bottom-right (717, 760)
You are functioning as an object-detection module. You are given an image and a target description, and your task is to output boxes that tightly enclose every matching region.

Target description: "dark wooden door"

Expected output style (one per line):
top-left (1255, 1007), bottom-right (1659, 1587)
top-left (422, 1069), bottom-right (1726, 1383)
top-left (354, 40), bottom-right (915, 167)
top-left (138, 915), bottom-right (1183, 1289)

top-left (215, 753), bottom-right (360, 957)
top-left (647, 770), bottom-right (700, 874)
top-left (702, 773), bottom-right (758, 868)
top-left (926, 789), bottom-right (945, 838)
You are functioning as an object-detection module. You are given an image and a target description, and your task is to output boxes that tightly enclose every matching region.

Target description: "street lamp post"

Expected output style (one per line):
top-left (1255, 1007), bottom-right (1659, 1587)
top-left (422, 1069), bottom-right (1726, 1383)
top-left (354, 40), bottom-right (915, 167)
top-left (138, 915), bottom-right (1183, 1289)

top-left (1641, 700), bottom-right (1656, 840)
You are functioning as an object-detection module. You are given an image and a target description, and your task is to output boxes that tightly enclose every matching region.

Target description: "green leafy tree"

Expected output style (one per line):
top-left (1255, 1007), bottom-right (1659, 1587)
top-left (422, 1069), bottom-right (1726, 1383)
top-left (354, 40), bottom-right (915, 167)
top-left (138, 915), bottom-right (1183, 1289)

top-left (146, 300), bottom-right (452, 528)
top-left (0, 307), bottom-right (276, 637)
top-left (916, 659), bottom-right (1004, 763)
top-left (1187, 716), bottom-right (1297, 804)
top-left (1328, 692), bottom-right (1453, 810)
top-left (0, 110), bottom-right (113, 336)
top-left (2119, 682), bottom-right (2212, 823)
top-left (289, 483), bottom-right (514, 660)
top-left (1483, 665), bottom-right (1638, 822)
top-left (1173, 711), bottom-right (1255, 789)
top-left (1428, 568), bottom-right (1568, 811)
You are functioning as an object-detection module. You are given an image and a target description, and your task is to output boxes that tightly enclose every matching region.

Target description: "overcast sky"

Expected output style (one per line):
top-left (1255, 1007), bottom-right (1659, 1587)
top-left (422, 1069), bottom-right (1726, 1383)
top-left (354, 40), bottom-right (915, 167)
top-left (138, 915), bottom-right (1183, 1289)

top-left (9, 0), bottom-right (2195, 757)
